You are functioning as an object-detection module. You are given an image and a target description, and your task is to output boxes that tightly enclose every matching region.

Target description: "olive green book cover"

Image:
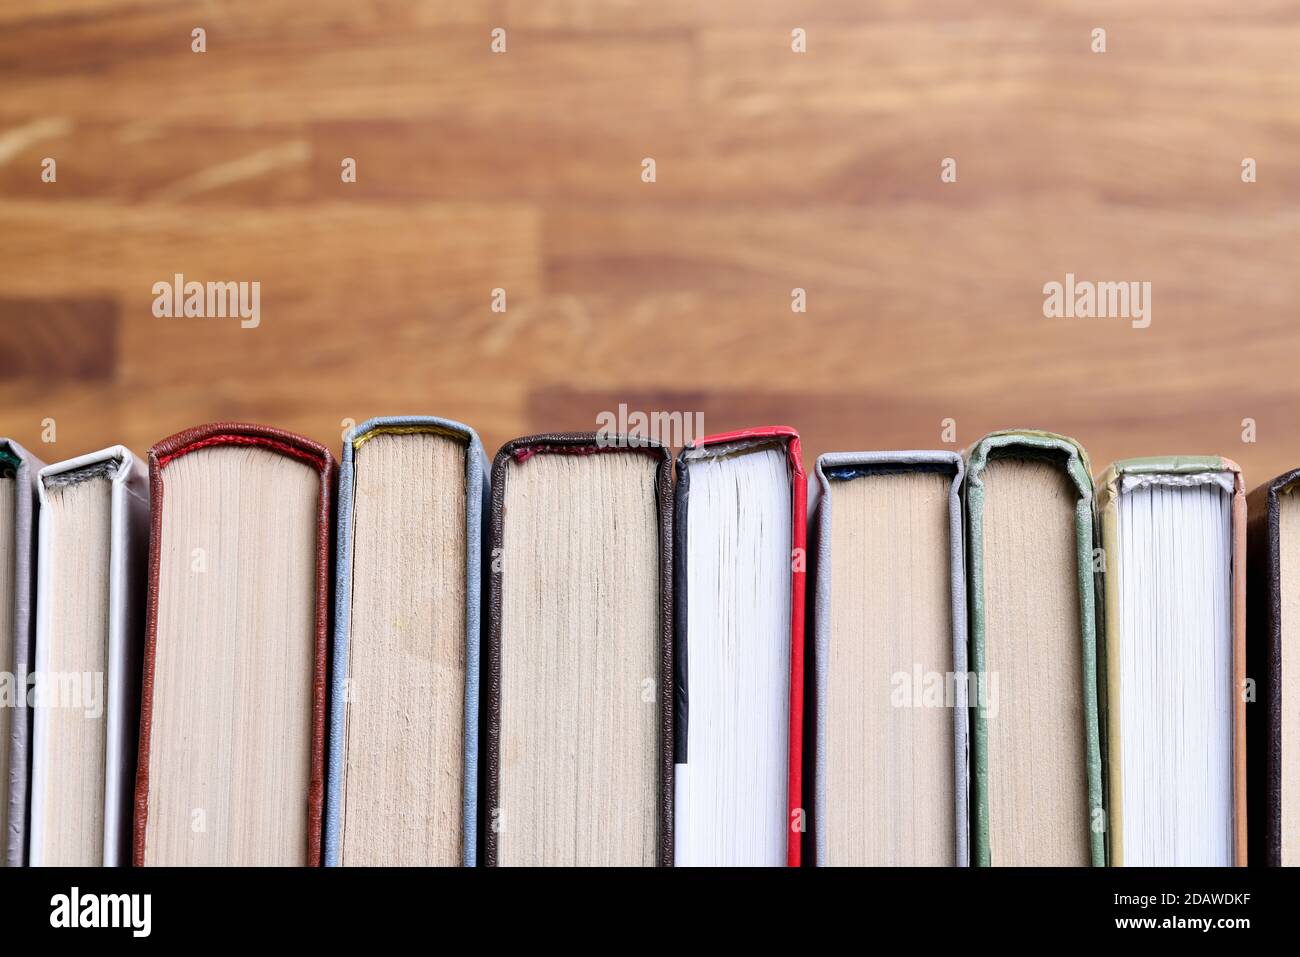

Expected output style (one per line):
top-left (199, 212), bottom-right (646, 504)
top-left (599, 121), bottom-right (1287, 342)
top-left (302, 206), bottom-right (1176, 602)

top-left (964, 430), bottom-right (1104, 867)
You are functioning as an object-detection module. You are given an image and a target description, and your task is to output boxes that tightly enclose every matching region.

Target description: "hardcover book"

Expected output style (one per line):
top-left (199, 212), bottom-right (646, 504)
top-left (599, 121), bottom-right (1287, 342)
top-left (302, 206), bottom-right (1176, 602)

top-left (484, 433), bottom-right (674, 866)
top-left (809, 451), bottom-right (968, 866)
top-left (674, 426), bottom-right (806, 867)
top-left (29, 447), bottom-right (148, 866)
top-left (1, 438), bottom-right (43, 867)
top-left (1094, 457), bottom-right (1246, 866)
top-left (132, 423), bottom-right (334, 866)
top-left (965, 430), bottom-right (1103, 866)
top-left (1247, 467), bottom-right (1298, 867)
top-left (325, 416), bottom-right (487, 866)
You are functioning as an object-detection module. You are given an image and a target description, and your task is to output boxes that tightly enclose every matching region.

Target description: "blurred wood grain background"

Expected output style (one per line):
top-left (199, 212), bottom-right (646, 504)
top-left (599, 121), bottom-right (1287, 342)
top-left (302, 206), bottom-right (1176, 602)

top-left (2, 1), bottom-right (1298, 483)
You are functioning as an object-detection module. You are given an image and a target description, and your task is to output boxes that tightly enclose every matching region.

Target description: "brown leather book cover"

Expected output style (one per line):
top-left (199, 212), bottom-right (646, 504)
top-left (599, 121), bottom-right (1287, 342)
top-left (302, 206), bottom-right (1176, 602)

top-left (1246, 468), bottom-right (1297, 867)
top-left (132, 422), bottom-right (335, 867)
top-left (482, 433), bottom-right (673, 867)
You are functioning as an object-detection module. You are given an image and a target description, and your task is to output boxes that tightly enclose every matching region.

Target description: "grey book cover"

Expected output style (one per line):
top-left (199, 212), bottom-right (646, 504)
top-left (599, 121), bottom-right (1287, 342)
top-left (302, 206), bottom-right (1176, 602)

top-left (325, 415), bottom-right (489, 867)
top-left (810, 450), bottom-right (969, 867)
top-left (2, 438), bottom-right (44, 867)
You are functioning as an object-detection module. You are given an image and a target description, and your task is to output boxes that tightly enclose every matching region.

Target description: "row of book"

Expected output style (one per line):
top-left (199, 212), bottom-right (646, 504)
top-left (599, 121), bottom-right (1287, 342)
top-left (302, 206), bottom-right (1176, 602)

top-left (0, 420), bottom-right (1291, 866)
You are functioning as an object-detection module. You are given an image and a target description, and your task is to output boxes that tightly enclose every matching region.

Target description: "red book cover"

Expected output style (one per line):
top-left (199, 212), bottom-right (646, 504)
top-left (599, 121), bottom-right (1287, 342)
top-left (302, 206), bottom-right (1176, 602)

top-left (679, 426), bottom-right (806, 867)
top-left (133, 422), bottom-right (334, 867)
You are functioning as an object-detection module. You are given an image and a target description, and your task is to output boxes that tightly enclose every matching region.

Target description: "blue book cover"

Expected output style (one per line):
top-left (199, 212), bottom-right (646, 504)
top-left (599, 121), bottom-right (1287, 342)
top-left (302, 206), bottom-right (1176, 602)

top-left (325, 416), bottom-right (488, 866)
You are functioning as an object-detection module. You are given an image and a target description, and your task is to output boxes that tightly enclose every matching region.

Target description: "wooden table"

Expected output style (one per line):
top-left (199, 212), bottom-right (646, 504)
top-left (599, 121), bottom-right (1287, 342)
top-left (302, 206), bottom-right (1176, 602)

top-left (2, 1), bottom-right (1297, 487)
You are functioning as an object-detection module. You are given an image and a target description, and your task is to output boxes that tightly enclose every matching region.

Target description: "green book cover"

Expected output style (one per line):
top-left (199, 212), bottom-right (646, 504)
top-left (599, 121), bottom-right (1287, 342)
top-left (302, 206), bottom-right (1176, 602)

top-left (964, 430), bottom-right (1104, 867)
